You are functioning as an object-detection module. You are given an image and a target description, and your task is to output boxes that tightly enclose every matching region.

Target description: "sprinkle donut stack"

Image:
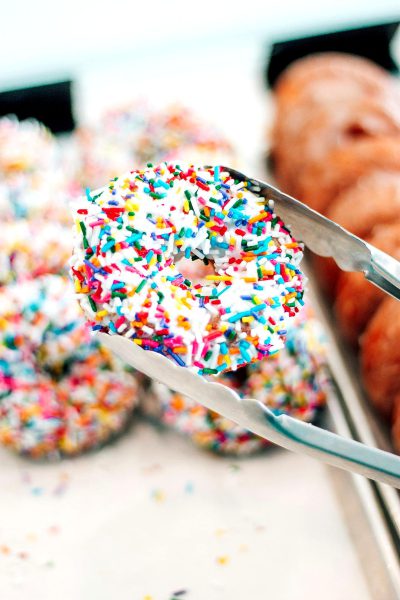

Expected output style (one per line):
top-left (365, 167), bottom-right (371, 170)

top-left (0, 116), bottom-right (140, 458)
top-left (71, 162), bottom-right (305, 375)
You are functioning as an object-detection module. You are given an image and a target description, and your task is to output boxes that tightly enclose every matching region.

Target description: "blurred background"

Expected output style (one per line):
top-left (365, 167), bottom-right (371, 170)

top-left (2, 2), bottom-right (400, 600)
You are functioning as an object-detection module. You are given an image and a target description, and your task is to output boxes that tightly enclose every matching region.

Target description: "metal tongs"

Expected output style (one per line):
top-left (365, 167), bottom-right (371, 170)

top-left (98, 167), bottom-right (400, 488)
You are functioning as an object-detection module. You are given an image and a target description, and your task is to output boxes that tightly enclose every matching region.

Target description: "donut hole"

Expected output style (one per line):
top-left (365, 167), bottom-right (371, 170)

top-left (175, 256), bottom-right (216, 285)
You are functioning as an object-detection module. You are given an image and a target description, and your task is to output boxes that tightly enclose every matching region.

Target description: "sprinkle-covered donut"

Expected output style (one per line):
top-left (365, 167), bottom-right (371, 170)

top-left (75, 104), bottom-right (234, 189)
top-left (0, 116), bottom-right (56, 176)
top-left (0, 348), bottom-right (138, 458)
top-left (0, 116), bottom-right (74, 223)
top-left (0, 275), bottom-right (92, 371)
top-left (144, 309), bottom-right (328, 455)
top-left (0, 220), bottom-right (71, 285)
top-left (71, 162), bottom-right (305, 375)
top-left (0, 275), bottom-right (139, 457)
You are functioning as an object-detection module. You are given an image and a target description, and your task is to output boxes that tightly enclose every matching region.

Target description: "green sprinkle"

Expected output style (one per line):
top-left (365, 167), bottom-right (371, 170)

top-left (135, 279), bottom-right (146, 293)
top-left (88, 296), bottom-right (97, 312)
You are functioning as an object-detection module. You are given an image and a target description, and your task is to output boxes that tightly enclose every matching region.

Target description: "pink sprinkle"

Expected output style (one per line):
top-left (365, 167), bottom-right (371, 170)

top-left (115, 316), bottom-right (125, 329)
top-left (143, 339), bottom-right (159, 348)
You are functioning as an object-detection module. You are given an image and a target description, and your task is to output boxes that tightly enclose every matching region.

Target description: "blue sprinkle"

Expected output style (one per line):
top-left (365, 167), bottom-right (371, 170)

top-left (166, 348), bottom-right (186, 367)
top-left (85, 188), bottom-right (94, 203)
top-left (102, 240), bottom-right (115, 252)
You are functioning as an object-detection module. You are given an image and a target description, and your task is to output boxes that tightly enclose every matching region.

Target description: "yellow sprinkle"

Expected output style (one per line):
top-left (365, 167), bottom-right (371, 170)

top-left (216, 555), bottom-right (229, 565)
top-left (133, 339), bottom-right (143, 345)
top-left (181, 298), bottom-right (191, 309)
top-left (125, 201), bottom-right (139, 212)
top-left (205, 275), bottom-right (233, 281)
top-left (242, 316), bottom-right (254, 323)
top-left (252, 296), bottom-right (262, 304)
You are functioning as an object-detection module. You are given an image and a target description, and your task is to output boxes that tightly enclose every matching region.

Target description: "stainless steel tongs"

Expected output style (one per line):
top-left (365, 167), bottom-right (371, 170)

top-left (224, 166), bottom-right (400, 301)
top-left (98, 167), bottom-right (400, 489)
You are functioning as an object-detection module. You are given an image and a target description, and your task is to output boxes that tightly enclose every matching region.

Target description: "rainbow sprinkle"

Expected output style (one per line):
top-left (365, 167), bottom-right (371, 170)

top-left (145, 308), bottom-right (328, 455)
top-left (71, 162), bottom-right (305, 374)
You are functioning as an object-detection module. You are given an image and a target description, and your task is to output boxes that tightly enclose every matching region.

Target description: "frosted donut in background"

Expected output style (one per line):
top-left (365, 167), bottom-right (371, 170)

top-left (143, 307), bottom-right (328, 455)
top-left (73, 104), bottom-right (235, 189)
